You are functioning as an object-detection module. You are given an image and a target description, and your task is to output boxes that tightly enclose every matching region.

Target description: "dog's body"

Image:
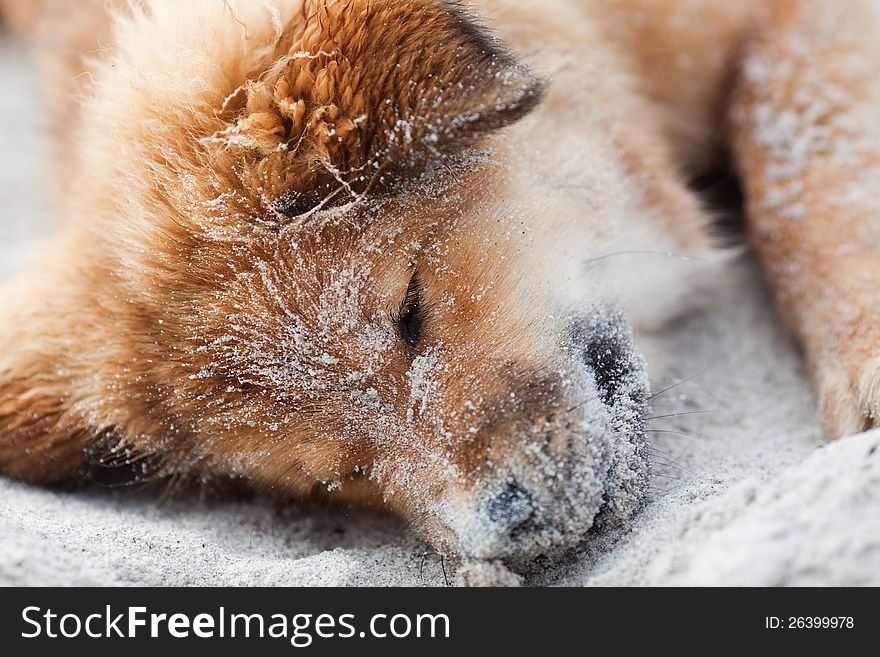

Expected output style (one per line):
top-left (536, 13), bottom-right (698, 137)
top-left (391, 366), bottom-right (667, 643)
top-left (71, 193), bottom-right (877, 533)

top-left (1, 0), bottom-right (879, 569)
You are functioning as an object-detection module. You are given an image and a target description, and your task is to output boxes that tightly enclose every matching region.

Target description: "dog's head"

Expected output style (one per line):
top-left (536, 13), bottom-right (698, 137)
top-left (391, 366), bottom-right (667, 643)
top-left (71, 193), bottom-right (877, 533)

top-left (0, 0), bottom-right (650, 567)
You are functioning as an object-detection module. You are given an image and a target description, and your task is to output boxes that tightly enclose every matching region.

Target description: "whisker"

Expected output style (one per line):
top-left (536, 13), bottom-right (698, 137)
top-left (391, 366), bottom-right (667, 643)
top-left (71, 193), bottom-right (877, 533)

top-left (646, 409), bottom-right (716, 421)
top-left (650, 456), bottom-right (698, 478)
top-left (647, 428), bottom-right (698, 438)
top-left (648, 445), bottom-right (676, 457)
top-left (649, 444), bottom-right (690, 466)
top-left (584, 250), bottom-right (708, 268)
top-left (646, 374), bottom-right (700, 401)
top-left (652, 473), bottom-right (686, 482)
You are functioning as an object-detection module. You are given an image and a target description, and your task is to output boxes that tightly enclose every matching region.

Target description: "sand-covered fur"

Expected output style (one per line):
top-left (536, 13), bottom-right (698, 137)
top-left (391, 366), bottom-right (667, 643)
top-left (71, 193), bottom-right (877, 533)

top-left (2, 0), bottom-right (880, 574)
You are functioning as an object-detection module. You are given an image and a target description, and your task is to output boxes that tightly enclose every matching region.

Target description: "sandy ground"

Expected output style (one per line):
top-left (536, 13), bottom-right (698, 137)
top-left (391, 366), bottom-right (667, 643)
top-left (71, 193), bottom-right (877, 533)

top-left (1, 36), bottom-right (878, 586)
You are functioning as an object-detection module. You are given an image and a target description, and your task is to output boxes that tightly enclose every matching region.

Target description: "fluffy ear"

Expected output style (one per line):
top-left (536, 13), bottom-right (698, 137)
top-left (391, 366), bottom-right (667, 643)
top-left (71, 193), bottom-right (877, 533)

top-left (206, 0), bottom-right (544, 215)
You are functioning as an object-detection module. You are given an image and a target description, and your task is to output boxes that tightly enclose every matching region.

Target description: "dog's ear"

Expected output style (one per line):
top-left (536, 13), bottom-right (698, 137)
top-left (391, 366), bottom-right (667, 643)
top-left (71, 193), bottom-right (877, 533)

top-left (207, 0), bottom-right (544, 215)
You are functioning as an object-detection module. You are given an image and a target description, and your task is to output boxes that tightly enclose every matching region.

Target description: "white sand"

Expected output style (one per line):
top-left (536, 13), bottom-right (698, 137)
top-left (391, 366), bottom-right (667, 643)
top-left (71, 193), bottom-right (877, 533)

top-left (1, 36), bottom-right (878, 586)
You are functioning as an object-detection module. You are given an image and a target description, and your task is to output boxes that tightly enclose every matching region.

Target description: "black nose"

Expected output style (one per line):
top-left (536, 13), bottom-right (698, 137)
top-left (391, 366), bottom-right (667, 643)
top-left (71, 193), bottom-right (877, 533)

top-left (572, 308), bottom-right (644, 406)
top-left (486, 482), bottom-right (542, 540)
top-left (583, 333), bottom-right (630, 405)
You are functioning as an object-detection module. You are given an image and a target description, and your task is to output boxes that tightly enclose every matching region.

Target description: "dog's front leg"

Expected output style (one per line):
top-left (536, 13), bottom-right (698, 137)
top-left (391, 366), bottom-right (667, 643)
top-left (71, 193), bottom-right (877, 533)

top-left (730, 0), bottom-right (880, 437)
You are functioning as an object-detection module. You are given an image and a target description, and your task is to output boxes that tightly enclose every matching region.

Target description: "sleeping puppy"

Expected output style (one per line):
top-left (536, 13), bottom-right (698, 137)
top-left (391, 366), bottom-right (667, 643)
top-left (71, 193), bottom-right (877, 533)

top-left (1, 0), bottom-right (879, 571)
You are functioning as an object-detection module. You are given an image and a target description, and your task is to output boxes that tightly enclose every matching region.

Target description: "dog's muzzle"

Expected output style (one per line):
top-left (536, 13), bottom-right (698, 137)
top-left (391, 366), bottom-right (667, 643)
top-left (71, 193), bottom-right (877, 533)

top-left (446, 306), bottom-right (650, 568)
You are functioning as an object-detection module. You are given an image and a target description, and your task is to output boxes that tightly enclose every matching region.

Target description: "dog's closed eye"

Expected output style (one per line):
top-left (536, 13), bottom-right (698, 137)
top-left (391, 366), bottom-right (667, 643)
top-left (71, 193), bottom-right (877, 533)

top-left (396, 274), bottom-right (425, 350)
